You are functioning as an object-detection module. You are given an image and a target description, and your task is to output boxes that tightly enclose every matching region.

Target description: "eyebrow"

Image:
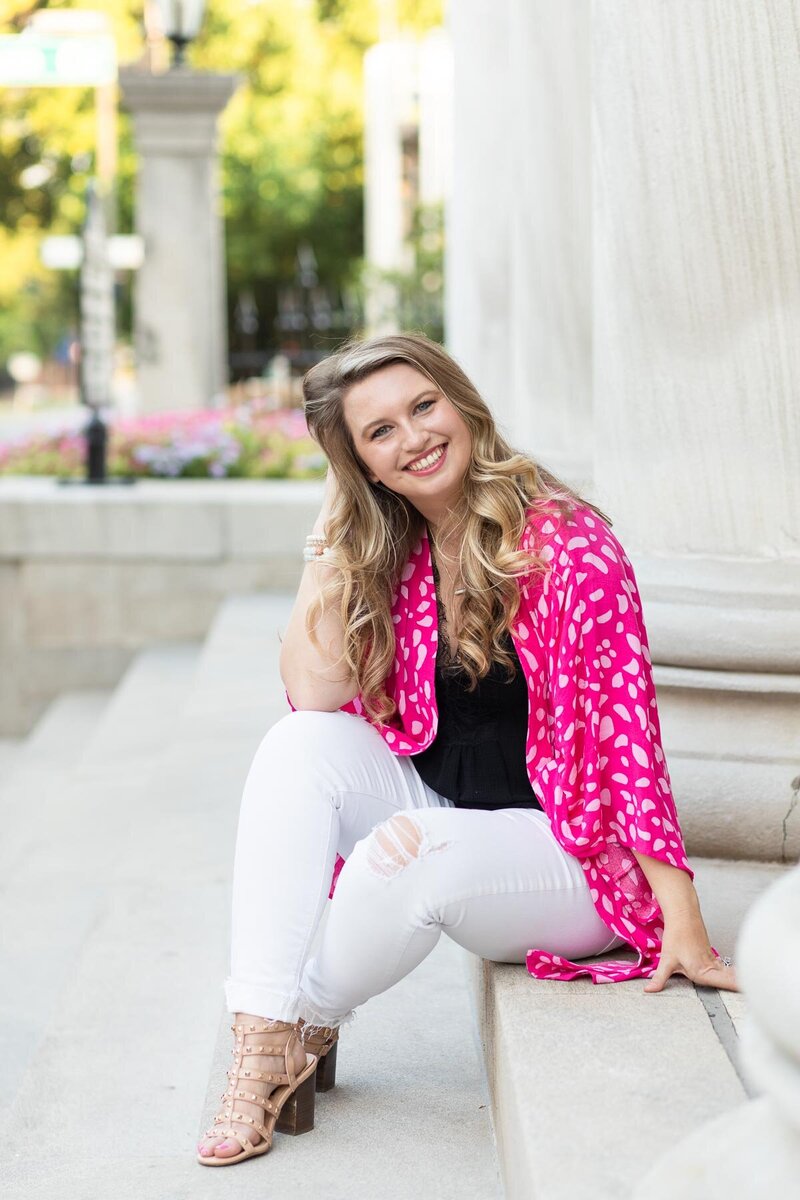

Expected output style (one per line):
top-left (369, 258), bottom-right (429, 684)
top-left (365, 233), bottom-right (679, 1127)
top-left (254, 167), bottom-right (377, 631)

top-left (360, 390), bottom-right (438, 437)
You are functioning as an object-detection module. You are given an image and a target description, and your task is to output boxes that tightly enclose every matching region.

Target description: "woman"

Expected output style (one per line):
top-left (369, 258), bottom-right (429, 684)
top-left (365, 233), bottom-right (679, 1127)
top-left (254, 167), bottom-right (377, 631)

top-left (197, 332), bottom-right (737, 1167)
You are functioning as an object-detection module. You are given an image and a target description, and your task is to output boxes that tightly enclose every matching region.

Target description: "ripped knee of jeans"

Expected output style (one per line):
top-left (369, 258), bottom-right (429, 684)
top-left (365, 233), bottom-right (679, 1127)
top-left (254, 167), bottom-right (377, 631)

top-left (365, 812), bottom-right (452, 879)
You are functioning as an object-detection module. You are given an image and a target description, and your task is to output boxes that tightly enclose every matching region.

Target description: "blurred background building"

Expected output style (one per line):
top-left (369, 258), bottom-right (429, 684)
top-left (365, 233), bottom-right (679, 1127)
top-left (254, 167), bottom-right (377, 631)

top-left (0, 0), bottom-right (448, 425)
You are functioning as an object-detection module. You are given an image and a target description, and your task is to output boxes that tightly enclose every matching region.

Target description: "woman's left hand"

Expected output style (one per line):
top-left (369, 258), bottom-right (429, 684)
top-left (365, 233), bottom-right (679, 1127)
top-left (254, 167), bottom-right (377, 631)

top-left (643, 916), bottom-right (739, 994)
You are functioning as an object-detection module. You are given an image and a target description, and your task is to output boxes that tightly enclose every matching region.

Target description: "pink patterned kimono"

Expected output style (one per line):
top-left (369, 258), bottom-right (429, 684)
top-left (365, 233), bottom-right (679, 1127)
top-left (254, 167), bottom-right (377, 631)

top-left (292, 500), bottom-right (698, 984)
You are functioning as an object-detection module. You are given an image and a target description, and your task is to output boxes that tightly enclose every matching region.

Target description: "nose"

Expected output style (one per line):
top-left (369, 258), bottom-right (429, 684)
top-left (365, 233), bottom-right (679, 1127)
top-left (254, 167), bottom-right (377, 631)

top-left (399, 425), bottom-right (429, 457)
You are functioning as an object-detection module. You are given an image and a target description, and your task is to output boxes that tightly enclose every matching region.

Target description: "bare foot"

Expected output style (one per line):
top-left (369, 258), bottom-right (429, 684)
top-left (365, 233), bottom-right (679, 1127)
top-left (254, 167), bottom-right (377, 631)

top-left (197, 1014), bottom-right (309, 1160)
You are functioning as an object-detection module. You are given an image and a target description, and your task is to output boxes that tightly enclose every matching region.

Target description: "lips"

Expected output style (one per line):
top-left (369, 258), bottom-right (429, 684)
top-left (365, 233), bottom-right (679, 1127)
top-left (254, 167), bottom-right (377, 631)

top-left (404, 442), bottom-right (447, 472)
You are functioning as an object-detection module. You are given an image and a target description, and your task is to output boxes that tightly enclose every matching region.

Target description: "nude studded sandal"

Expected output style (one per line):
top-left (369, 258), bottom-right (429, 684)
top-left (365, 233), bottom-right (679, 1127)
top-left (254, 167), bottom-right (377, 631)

top-left (198, 1019), bottom-right (319, 1167)
top-left (298, 1020), bottom-right (340, 1092)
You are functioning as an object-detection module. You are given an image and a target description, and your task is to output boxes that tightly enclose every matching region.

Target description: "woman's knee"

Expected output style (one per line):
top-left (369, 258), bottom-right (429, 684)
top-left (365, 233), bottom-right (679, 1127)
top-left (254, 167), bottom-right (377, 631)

top-left (360, 811), bottom-right (455, 880)
top-left (257, 709), bottom-right (360, 765)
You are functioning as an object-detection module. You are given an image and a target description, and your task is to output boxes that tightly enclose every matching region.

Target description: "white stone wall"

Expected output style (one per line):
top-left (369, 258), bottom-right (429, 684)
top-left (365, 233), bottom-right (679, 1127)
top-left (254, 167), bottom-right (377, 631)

top-left (446, 0), bottom-right (593, 487)
top-left (592, 1), bottom-right (800, 559)
top-left (445, 0), bottom-right (800, 868)
top-left (0, 478), bottom-right (323, 736)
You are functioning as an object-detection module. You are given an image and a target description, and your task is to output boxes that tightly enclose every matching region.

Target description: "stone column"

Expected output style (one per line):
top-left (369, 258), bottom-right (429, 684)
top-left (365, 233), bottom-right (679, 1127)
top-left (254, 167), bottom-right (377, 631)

top-left (119, 68), bottom-right (239, 412)
top-left (591, 1), bottom-right (800, 861)
top-left (445, 0), bottom-right (592, 489)
top-left (447, 1), bottom-right (800, 863)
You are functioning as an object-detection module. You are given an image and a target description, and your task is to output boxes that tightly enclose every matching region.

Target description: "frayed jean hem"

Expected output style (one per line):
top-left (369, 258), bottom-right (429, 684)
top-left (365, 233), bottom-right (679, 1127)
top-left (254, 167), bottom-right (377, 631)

top-left (223, 978), bottom-right (357, 1040)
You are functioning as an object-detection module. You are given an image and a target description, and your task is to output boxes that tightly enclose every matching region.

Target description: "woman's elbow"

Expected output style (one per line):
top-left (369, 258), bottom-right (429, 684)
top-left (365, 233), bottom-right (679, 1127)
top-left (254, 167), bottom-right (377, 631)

top-left (280, 671), bottom-right (359, 713)
top-left (285, 691), bottom-right (343, 713)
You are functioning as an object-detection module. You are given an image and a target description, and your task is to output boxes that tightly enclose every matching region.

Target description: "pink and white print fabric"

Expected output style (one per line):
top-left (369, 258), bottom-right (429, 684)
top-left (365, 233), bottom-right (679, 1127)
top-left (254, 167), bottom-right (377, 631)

top-left (290, 501), bottom-right (695, 984)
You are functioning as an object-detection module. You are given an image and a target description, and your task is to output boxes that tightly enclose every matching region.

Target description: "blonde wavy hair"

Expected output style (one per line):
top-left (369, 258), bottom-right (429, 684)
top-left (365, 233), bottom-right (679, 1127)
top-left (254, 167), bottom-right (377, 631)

top-left (302, 331), bottom-right (611, 725)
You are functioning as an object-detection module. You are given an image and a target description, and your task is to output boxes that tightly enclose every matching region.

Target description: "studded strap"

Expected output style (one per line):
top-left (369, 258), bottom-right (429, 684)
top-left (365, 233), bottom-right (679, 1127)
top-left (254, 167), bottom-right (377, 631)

top-left (206, 1124), bottom-right (258, 1153)
top-left (206, 1019), bottom-right (314, 1148)
top-left (229, 1023), bottom-right (299, 1089)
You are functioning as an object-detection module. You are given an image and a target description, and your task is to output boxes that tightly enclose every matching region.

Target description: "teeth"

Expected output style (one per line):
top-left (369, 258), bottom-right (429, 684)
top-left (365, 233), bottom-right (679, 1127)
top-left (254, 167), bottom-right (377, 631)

top-left (407, 445), bottom-right (445, 471)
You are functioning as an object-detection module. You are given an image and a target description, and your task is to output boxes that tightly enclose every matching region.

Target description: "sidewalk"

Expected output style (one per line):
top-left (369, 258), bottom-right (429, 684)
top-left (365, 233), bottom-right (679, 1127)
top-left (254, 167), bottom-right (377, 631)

top-left (0, 594), bottom-right (502, 1200)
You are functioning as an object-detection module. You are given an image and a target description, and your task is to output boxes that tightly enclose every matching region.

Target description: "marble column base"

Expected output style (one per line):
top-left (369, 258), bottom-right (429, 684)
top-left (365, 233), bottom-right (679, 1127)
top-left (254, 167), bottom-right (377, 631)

top-left (654, 664), bottom-right (800, 862)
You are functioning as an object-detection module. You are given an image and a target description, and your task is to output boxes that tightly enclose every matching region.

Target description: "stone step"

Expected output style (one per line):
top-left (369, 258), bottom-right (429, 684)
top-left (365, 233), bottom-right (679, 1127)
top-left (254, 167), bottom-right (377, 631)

top-left (0, 644), bottom-right (201, 881)
top-left (0, 643), bottom-right (201, 1123)
top-left (0, 594), bottom-right (501, 1198)
top-left (0, 738), bottom-right (23, 786)
top-left (0, 689), bottom-right (110, 814)
top-left (469, 855), bottom-right (792, 1200)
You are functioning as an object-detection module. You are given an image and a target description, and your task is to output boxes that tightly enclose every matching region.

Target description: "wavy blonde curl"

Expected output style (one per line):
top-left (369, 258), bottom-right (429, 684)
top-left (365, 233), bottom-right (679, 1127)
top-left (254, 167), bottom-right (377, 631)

top-left (301, 331), bottom-right (611, 726)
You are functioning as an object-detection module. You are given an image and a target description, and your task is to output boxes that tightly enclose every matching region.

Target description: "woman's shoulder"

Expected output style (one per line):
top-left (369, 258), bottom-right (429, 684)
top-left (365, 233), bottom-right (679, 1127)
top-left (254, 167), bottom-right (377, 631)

top-left (522, 497), bottom-right (612, 546)
top-left (522, 499), bottom-right (630, 581)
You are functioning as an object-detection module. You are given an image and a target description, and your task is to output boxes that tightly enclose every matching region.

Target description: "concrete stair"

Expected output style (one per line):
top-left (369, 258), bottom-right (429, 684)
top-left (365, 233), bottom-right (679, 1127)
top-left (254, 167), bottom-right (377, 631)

top-left (0, 688), bottom-right (113, 1112)
top-left (469, 855), bottom-right (790, 1200)
top-left (0, 651), bottom-right (199, 1122)
top-left (1, 595), bottom-right (501, 1200)
top-left (0, 737), bottom-right (22, 784)
top-left (4, 584), bottom-right (774, 1200)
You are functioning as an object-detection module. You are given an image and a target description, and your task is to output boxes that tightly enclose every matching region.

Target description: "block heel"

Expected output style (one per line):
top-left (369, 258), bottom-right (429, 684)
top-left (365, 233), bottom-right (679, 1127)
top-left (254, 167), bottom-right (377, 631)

top-left (275, 1069), bottom-right (317, 1134)
top-left (315, 1038), bottom-right (338, 1092)
top-left (297, 1019), bottom-right (341, 1093)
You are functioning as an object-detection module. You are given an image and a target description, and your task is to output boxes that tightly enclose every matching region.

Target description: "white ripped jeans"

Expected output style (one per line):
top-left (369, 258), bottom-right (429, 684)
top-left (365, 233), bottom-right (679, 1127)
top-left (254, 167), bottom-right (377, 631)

top-left (223, 710), bottom-right (625, 1029)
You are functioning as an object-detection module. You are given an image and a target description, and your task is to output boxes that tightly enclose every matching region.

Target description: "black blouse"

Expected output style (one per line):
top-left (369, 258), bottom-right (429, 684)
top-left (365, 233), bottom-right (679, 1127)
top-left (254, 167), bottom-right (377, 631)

top-left (410, 556), bottom-right (544, 812)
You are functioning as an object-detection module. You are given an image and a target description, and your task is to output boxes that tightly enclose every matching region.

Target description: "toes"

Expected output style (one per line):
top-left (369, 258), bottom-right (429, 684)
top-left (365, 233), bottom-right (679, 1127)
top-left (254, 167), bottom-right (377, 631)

top-left (215, 1138), bottom-right (244, 1157)
top-left (198, 1137), bottom-right (223, 1157)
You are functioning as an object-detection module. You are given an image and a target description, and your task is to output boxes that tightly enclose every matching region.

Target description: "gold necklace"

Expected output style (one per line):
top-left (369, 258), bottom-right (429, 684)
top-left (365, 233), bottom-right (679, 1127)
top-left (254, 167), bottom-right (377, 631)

top-left (430, 546), bottom-right (466, 596)
top-left (428, 524), bottom-right (466, 596)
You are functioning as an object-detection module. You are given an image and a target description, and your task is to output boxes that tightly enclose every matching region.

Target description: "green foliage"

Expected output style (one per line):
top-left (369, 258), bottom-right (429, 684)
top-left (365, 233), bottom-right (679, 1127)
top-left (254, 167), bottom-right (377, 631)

top-left (0, 0), bottom-right (445, 367)
top-left (0, 1), bottom-right (143, 362)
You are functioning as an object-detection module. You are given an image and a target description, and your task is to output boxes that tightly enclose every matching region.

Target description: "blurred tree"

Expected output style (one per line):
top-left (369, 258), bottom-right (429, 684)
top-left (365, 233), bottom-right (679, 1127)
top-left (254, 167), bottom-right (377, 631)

top-left (0, 0), bottom-right (444, 370)
top-left (0, 0), bottom-right (142, 364)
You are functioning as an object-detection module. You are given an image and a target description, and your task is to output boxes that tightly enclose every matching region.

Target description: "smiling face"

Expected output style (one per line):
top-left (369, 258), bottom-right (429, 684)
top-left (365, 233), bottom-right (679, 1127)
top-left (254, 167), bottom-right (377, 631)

top-left (342, 362), bottom-right (473, 525)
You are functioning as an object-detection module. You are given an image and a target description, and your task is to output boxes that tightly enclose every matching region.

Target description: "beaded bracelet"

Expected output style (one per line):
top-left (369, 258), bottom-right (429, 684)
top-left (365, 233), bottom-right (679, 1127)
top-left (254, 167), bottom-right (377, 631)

top-left (303, 532), bottom-right (331, 563)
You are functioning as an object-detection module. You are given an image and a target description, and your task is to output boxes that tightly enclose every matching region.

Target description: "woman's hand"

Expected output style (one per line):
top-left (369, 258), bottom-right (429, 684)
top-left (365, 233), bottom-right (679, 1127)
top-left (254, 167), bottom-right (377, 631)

top-left (643, 912), bottom-right (739, 993)
top-left (629, 849), bottom-right (738, 994)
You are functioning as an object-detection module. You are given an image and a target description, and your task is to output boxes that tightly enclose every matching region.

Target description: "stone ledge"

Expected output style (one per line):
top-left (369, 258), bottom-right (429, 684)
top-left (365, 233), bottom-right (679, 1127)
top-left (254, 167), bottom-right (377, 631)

top-left (0, 476), bottom-right (325, 561)
top-left (0, 479), bottom-right (324, 734)
top-left (634, 552), bottom-right (800, 674)
top-left (470, 856), bottom-right (793, 1200)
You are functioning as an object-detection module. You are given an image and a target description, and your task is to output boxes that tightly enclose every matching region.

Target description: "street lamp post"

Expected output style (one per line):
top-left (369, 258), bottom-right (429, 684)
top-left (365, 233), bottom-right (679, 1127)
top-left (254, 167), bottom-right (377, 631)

top-left (153, 1), bottom-right (207, 67)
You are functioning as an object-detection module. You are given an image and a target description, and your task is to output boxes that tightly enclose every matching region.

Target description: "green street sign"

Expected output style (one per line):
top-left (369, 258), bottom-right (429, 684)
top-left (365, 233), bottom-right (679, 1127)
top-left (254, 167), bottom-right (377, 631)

top-left (0, 34), bottom-right (117, 87)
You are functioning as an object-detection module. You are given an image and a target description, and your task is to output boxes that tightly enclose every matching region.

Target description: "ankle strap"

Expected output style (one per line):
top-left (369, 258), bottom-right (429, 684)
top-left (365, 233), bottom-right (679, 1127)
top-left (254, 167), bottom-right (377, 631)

top-left (230, 1020), bottom-right (297, 1034)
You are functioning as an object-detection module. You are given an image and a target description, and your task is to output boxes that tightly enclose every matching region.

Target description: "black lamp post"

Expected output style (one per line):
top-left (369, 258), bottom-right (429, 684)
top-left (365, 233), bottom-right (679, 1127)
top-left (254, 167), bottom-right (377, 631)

top-left (154, 0), bottom-right (207, 67)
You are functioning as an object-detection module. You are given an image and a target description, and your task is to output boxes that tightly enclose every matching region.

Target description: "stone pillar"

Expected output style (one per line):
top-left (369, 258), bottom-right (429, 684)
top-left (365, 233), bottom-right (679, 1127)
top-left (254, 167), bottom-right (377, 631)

top-left (363, 37), bottom-right (418, 333)
top-left (446, 1), bottom-right (800, 863)
top-left (445, 0), bottom-right (592, 489)
top-left (119, 68), bottom-right (239, 412)
top-left (591, 1), bottom-right (800, 861)
top-left (418, 27), bottom-right (453, 207)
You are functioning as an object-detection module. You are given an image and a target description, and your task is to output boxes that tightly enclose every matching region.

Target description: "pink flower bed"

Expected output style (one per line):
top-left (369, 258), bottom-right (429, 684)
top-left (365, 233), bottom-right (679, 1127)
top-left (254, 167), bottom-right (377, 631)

top-left (0, 406), bottom-right (328, 481)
